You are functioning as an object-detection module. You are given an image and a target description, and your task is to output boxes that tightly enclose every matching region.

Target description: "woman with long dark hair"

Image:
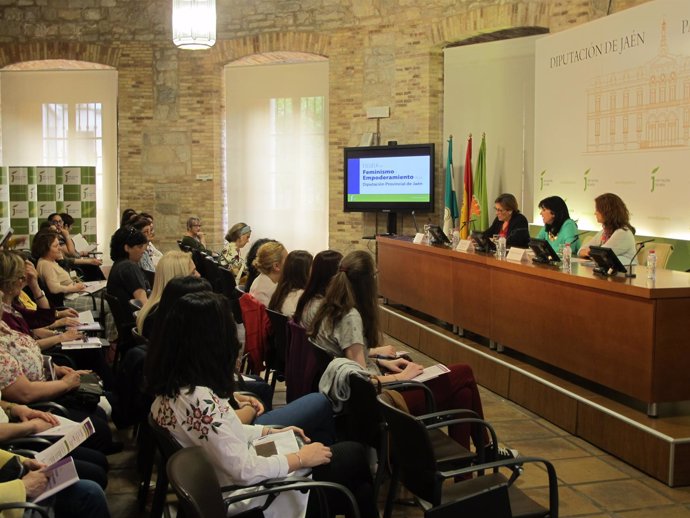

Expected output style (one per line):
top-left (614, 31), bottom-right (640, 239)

top-left (293, 250), bottom-right (343, 327)
top-left (535, 195), bottom-right (580, 254)
top-left (146, 291), bottom-right (377, 518)
top-left (579, 193), bottom-right (636, 262)
top-left (268, 250), bottom-right (313, 317)
top-left (310, 250), bottom-right (513, 458)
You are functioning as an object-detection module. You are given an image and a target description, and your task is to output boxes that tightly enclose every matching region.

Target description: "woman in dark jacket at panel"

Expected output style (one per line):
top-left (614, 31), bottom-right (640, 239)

top-left (481, 193), bottom-right (530, 248)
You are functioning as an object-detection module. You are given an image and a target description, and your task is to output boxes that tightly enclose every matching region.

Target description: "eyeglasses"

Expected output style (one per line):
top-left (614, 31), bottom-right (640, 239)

top-left (494, 207), bottom-right (508, 214)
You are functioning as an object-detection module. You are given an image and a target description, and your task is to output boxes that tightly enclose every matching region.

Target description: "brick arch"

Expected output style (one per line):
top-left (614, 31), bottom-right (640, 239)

top-left (430, 1), bottom-right (551, 48)
top-left (214, 31), bottom-right (330, 65)
top-left (0, 42), bottom-right (121, 69)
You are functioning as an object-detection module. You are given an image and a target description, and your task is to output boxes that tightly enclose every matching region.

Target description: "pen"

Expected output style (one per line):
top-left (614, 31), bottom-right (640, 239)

top-left (372, 354), bottom-right (396, 360)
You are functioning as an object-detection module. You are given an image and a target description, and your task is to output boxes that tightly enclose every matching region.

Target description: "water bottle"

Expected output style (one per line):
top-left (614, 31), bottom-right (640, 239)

top-left (451, 230), bottom-right (460, 249)
top-left (562, 243), bottom-right (572, 273)
top-left (497, 236), bottom-right (507, 259)
top-left (647, 250), bottom-right (657, 281)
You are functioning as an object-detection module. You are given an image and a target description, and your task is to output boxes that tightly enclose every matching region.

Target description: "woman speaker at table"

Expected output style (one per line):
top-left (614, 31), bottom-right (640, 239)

top-left (578, 193), bottom-right (637, 264)
top-left (481, 193), bottom-right (530, 248)
top-left (535, 195), bottom-right (581, 255)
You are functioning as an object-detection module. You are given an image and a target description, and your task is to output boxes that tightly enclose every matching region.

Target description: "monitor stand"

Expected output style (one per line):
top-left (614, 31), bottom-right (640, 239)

top-left (381, 211), bottom-right (397, 236)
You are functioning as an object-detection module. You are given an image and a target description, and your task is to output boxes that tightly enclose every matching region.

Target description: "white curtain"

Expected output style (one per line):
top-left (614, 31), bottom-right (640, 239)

top-left (225, 61), bottom-right (329, 255)
top-left (0, 69), bottom-right (118, 253)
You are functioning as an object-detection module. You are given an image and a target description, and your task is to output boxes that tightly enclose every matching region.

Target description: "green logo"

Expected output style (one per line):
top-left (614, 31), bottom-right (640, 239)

top-left (650, 166), bottom-right (659, 192)
top-left (583, 168), bottom-right (590, 191)
top-left (539, 170), bottom-right (546, 191)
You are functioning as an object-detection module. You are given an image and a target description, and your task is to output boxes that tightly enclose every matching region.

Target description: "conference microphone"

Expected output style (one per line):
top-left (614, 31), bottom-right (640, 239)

top-left (458, 218), bottom-right (476, 232)
top-left (411, 211), bottom-right (420, 234)
top-left (625, 239), bottom-right (654, 278)
top-left (569, 231), bottom-right (589, 245)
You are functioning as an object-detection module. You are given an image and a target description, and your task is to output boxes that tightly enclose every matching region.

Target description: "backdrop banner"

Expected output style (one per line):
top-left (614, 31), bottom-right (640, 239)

top-left (535, 0), bottom-right (690, 239)
top-left (0, 166), bottom-right (97, 246)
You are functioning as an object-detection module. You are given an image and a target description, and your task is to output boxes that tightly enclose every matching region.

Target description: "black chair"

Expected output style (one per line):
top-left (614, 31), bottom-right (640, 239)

top-left (264, 308), bottom-right (289, 389)
top-left (0, 503), bottom-right (50, 517)
top-left (376, 393), bottom-right (559, 518)
top-left (103, 292), bottom-right (135, 370)
top-left (284, 323), bottom-right (331, 403)
top-left (167, 446), bottom-right (362, 518)
top-left (190, 250), bottom-right (207, 279)
top-left (177, 240), bottom-right (192, 253)
top-left (218, 267), bottom-right (242, 323)
top-left (147, 414), bottom-right (184, 518)
top-left (131, 327), bottom-right (150, 347)
top-left (203, 256), bottom-right (223, 293)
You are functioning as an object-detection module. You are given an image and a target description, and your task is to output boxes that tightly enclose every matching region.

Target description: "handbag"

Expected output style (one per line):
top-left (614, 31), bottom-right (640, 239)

top-left (57, 373), bottom-right (104, 412)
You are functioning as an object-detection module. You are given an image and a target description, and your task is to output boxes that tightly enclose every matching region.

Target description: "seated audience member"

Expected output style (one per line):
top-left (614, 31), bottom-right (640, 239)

top-left (0, 295), bottom-right (120, 455)
top-left (135, 251), bottom-right (197, 339)
top-left (1, 252), bottom-right (79, 337)
top-left (1, 252), bottom-right (113, 385)
top-left (180, 216), bottom-right (213, 254)
top-left (129, 215), bottom-right (159, 279)
top-left (33, 231), bottom-right (93, 312)
top-left (243, 238), bottom-right (276, 291)
top-left (0, 447), bottom-right (110, 518)
top-left (249, 241), bottom-right (287, 306)
top-left (220, 222), bottom-right (252, 279)
top-left (106, 226), bottom-right (150, 319)
top-left (578, 192), bottom-right (637, 264)
top-left (311, 250), bottom-right (512, 457)
top-left (120, 208), bottom-right (137, 227)
top-left (148, 276), bottom-right (333, 439)
top-left (480, 193), bottom-right (530, 249)
top-left (0, 399), bottom-right (110, 490)
top-left (268, 250), bottom-right (313, 318)
top-left (293, 250), bottom-right (343, 328)
top-left (147, 291), bottom-right (377, 518)
top-left (47, 214), bottom-right (103, 279)
top-left (536, 195), bottom-right (581, 255)
top-left (138, 212), bottom-right (163, 272)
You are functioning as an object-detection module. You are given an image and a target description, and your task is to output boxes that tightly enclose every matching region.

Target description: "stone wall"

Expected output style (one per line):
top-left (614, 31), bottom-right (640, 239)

top-left (0, 0), bottom-right (651, 252)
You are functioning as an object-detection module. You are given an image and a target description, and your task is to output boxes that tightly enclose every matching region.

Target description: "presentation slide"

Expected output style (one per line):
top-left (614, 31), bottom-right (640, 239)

top-left (346, 156), bottom-right (431, 202)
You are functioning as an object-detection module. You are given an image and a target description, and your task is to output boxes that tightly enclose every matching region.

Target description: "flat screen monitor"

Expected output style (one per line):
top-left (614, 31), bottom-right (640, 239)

top-left (471, 231), bottom-right (494, 253)
top-left (589, 245), bottom-right (628, 276)
top-left (427, 224), bottom-right (450, 246)
top-left (529, 238), bottom-right (560, 264)
top-left (343, 144), bottom-right (435, 212)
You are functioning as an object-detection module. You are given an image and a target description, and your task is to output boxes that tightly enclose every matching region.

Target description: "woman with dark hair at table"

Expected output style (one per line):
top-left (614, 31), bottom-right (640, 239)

top-left (480, 193), bottom-right (529, 249)
top-left (579, 192), bottom-right (637, 263)
top-left (268, 250), bottom-right (313, 318)
top-left (535, 195), bottom-right (581, 255)
top-left (293, 250), bottom-right (343, 328)
top-left (147, 291), bottom-right (376, 518)
top-left (310, 250), bottom-right (515, 459)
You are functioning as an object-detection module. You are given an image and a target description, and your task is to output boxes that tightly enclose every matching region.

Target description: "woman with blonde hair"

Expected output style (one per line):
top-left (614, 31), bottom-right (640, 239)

top-left (249, 241), bottom-right (287, 306)
top-left (136, 251), bottom-right (197, 338)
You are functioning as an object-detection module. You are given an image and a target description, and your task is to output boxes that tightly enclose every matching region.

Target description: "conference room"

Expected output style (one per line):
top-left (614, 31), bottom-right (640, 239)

top-left (1, 0), bottom-right (689, 516)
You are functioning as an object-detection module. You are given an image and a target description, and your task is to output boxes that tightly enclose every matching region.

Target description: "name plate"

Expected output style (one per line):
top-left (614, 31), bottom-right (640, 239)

top-left (456, 239), bottom-right (473, 252)
top-left (413, 233), bottom-right (425, 244)
top-left (506, 247), bottom-right (528, 262)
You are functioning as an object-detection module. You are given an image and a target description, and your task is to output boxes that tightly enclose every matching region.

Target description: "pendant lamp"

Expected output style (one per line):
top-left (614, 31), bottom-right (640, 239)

top-left (172, 0), bottom-right (216, 50)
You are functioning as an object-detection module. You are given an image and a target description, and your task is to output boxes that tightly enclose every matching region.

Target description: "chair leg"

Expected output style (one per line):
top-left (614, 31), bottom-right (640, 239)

top-left (137, 426), bottom-right (155, 509)
top-left (383, 465), bottom-right (399, 518)
top-left (150, 460), bottom-right (169, 518)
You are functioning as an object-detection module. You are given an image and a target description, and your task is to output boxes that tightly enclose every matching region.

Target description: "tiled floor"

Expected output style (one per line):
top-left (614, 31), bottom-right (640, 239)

top-left (106, 341), bottom-right (690, 517)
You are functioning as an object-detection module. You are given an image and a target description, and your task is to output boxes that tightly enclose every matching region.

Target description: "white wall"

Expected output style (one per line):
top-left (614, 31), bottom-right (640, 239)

top-left (444, 35), bottom-right (543, 223)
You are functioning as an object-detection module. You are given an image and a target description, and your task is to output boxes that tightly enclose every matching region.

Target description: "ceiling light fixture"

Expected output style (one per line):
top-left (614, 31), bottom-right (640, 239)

top-left (172, 0), bottom-right (216, 50)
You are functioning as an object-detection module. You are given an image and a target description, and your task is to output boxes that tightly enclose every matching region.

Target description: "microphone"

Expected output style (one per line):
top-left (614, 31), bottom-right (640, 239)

top-left (458, 218), bottom-right (476, 232)
top-left (625, 239), bottom-right (653, 278)
top-left (411, 211), bottom-right (419, 234)
top-left (569, 231), bottom-right (589, 244)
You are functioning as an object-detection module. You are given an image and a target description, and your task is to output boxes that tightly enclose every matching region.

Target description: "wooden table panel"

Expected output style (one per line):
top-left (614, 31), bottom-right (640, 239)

top-left (376, 236), bottom-right (690, 405)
